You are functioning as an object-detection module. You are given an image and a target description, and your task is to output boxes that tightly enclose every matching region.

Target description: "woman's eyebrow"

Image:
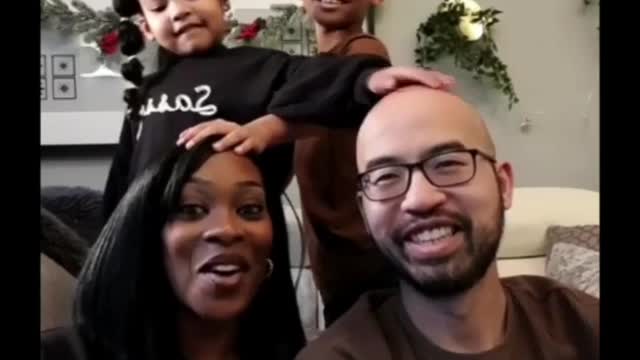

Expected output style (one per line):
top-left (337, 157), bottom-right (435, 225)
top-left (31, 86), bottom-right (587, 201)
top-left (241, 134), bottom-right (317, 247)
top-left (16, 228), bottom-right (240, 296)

top-left (235, 180), bottom-right (263, 189)
top-left (186, 178), bottom-right (264, 193)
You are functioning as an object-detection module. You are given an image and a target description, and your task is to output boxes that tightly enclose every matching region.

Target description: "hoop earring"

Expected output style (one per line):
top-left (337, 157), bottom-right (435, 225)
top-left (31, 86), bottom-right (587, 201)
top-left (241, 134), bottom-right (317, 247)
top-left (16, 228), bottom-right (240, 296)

top-left (265, 259), bottom-right (274, 278)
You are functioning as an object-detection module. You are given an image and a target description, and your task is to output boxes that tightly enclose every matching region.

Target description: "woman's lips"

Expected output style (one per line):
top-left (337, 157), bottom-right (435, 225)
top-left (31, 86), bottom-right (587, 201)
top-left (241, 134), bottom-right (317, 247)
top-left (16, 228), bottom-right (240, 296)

top-left (197, 253), bottom-right (251, 289)
top-left (198, 253), bottom-right (250, 274)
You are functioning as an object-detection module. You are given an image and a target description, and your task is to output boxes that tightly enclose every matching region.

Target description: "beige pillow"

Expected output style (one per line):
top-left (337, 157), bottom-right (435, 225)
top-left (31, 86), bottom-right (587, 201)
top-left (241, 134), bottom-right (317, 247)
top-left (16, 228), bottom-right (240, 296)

top-left (545, 225), bottom-right (599, 298)
top-left (41, 254), bottom-right (77, 330)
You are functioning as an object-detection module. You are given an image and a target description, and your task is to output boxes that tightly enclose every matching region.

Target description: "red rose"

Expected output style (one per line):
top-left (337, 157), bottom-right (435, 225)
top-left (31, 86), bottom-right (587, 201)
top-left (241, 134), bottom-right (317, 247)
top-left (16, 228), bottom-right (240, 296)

top-left (237, 18), bottom-right (265, 41)
top-left (100, 31), bottom-right (120, 55)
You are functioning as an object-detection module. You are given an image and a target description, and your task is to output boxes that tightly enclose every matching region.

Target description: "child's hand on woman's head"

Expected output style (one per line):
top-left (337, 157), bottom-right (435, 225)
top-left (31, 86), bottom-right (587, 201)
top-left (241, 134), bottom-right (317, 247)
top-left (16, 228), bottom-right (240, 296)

top-left (177, 115), bottom-right (290, 155)
top-left (367, 67), bottom-right (456, 95)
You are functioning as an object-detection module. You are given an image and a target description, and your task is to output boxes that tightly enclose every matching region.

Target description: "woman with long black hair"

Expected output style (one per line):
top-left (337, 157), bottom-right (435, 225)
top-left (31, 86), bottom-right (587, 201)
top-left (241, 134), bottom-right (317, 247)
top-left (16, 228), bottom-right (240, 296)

top-left (42, 136), bottom-right (305, 360)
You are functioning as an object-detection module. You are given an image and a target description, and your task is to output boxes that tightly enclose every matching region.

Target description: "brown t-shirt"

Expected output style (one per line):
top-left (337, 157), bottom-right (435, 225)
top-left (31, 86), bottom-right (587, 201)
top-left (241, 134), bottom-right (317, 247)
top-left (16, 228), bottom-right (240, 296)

top-left (293, 33), bottom-right (394, 320)
top-left (296, 276), bottom-right (599, 360)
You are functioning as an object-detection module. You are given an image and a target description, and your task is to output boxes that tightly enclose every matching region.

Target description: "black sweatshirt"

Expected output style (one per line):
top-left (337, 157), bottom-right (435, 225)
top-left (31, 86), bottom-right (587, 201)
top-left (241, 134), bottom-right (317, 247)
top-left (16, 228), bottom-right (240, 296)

top-left (103, 44), bottom-right (390, 219)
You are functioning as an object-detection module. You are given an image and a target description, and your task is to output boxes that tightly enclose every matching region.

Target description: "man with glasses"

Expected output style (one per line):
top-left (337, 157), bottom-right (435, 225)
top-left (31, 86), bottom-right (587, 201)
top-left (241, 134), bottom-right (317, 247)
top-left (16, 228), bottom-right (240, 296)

top-left (296, 86), bottom-right (599, 360)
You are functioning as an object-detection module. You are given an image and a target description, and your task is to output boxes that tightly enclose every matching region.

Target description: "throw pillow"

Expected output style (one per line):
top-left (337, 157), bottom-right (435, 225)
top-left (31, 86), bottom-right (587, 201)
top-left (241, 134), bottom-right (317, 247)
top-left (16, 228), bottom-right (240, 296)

top-left (545, 225), bottom-right (599, 298)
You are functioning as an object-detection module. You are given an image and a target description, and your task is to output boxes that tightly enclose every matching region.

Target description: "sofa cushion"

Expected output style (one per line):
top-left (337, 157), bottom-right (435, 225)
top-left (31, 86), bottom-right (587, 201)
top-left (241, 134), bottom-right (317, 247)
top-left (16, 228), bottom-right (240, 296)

top-left (41, 254), bottom-right (77, 331)
top-left (545, 225), bottom-right (599, 298)
top-left (41, 186), bottom-right (104, 247)
top-left (497, 257), bottom-right (546, 278)
top-left (41, 207), bottom-right (88, 277)
top-left (499, 187), bottom-right (599, 259)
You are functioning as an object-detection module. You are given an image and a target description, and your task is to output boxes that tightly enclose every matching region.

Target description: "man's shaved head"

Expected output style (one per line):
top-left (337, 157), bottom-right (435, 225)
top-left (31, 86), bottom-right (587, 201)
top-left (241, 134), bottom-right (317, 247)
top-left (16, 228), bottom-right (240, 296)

top-left (355, 86), bottom-right (513, 299)
top-left (357, 86), bottom-right (495, 173)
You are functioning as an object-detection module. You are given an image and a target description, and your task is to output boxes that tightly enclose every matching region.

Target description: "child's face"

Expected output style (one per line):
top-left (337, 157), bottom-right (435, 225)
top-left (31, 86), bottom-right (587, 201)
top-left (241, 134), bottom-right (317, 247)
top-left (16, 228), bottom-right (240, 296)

top-left (138, 0), bottom-right (229, 56)
top-left (303, 0), bottom-right (381, 30)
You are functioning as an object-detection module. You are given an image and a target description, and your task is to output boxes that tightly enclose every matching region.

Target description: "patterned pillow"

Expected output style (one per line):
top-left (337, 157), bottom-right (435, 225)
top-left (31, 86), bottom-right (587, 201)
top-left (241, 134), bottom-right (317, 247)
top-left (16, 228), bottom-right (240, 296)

top-left (545, 225), bottom-right (599, 298)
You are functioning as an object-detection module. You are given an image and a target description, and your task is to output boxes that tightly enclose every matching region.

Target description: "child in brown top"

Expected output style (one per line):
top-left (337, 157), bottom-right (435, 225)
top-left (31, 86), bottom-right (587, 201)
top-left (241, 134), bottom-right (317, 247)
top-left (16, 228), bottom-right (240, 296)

top-left (294, 0), bottom-right (396, 325)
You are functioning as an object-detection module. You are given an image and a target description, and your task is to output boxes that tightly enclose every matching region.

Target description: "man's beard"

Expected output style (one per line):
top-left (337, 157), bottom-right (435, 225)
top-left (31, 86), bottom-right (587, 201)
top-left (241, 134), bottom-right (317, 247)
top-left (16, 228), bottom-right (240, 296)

top-left (383, 198), bottom-right (505, 299)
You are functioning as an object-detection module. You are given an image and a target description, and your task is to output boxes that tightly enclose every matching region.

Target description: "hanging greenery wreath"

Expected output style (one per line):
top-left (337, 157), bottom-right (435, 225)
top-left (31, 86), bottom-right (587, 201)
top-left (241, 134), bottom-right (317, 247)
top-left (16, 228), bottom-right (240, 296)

top-left (415, 0), bottom-right (519, 109)
top-left (41, 0), bottom-right (121, 58)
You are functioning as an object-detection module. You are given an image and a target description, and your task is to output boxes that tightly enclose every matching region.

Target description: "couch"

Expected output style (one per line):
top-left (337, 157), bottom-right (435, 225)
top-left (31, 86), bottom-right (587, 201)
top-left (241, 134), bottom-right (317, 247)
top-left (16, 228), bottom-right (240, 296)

top-left (41, 186), bottom-right (100, 331)
top-left (310, 186), bottom-right (600, 333)
top-left (40, 185), bottom-right (599, 334)
top-left (496, 187), bottom-right (600, 278)
top-left (41, 254), bottom-right (77, 331)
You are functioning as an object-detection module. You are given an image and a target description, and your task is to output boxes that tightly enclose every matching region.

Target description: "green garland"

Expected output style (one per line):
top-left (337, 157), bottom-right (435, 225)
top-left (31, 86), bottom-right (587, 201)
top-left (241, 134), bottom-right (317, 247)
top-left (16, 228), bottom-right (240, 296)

top-left (415, 1), bottom-right (519, 109)
top-left (41, 0), bottom-right (120, 49)
top-left (41, 1), bottom-right (311, 55)
top-left (224, 4), bottom-right (316, 53)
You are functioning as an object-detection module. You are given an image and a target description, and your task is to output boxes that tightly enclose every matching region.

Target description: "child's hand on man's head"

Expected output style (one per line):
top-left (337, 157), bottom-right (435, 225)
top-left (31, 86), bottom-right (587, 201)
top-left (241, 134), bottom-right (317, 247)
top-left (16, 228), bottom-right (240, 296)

top-left (177, 115), bottom-right (290, 155)
top-left (367, 67), bottom-right (456, 95)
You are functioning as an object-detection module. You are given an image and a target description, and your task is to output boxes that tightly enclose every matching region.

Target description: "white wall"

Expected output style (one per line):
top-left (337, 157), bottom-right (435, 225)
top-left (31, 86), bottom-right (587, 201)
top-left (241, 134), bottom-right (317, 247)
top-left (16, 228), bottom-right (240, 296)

top-left (375, 0), bottom-right (599, 190)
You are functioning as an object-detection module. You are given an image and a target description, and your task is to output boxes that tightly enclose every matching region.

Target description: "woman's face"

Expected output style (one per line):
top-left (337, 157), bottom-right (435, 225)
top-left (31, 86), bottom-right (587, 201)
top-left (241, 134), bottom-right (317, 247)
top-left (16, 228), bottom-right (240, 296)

top-left (163, 152), bottom-right (273, 321)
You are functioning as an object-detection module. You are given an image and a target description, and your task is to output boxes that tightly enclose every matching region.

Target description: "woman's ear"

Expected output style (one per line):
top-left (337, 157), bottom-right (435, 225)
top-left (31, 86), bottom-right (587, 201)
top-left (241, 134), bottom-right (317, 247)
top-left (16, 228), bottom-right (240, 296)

top-left (138, 18), bottom-right (155, 42)
top-left (370, 0), bottom-right (384, 6)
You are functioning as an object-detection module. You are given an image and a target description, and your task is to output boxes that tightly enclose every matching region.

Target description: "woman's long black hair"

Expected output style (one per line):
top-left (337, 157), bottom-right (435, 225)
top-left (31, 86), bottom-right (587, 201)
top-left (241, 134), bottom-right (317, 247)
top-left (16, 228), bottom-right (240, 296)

top-left (74, 136), bottom-right (306, 360)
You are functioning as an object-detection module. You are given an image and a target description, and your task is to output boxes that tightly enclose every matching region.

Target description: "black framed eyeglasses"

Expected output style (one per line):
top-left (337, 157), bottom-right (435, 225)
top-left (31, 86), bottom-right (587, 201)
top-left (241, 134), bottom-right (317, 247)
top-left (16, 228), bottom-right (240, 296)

top-left (357, 149), bottom-right (496, 201)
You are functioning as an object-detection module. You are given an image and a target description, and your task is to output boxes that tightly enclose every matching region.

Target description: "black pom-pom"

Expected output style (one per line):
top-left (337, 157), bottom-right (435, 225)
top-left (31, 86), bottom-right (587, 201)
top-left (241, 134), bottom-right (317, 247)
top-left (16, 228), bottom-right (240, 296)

top-left (121, 58), bottom-right (144, 86)
top-left (119, 20), bottom-right (145, 56)
top-left (113, 0), bottom-right (140, 17)
top-left (123, 88), bottom-right (138, 107)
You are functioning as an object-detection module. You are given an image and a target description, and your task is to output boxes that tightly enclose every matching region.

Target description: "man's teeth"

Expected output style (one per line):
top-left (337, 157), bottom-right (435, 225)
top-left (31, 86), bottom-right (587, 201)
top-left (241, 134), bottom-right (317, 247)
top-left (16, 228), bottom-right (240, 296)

top-left (321, 0), bottom-right (341, 5)
top-left (212, 264), bottom-right (240, 273)
top-left (411, 227), bottom-right (454, 244)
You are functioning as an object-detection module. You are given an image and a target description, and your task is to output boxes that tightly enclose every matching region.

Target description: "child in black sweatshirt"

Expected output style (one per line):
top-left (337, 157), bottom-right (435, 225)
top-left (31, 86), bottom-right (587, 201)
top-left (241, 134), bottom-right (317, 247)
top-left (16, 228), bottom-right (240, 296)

top-left (104, 0), bottom-right (454, 217)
